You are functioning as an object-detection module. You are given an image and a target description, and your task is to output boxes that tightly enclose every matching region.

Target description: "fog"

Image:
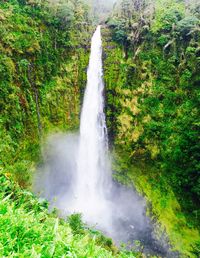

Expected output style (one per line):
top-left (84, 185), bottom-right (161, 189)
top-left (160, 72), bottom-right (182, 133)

top-left (84, 0), bottom-right (117, 20)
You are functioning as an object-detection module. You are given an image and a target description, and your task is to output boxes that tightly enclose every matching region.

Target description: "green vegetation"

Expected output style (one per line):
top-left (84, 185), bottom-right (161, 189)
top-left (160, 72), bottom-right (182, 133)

top-left (103, 0), bottom-right (200, 256)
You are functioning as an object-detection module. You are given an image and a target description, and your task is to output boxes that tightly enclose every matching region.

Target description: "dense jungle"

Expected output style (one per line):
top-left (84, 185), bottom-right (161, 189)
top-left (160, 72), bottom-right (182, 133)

top-left (0, 0), bottom-right (200, 257)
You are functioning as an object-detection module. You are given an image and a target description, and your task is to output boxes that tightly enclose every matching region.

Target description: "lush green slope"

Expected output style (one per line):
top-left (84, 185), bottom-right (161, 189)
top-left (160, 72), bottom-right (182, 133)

top-left (0, 0), bottom-right (90, 187)
top-left (103, 0), bottom-right (200, 256)
top-left (0, 173), bottom-right (139, 257)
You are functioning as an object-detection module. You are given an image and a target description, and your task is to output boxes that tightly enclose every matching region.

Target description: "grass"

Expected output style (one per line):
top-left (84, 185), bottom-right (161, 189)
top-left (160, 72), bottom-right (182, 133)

top-left (113, 151), bottom-right (200, 258)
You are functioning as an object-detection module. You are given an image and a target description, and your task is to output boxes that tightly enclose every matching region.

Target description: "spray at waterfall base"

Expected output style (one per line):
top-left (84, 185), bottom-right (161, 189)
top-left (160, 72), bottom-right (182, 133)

top-left (34, 133), bottom-right (171, 255)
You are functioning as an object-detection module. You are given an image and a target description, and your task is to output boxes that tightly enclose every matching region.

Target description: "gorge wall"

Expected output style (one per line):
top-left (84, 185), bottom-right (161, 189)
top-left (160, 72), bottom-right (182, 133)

top-left (0, 0), bottom-right (91, 186)
top-left (102, 0), bottom-right (200, 255)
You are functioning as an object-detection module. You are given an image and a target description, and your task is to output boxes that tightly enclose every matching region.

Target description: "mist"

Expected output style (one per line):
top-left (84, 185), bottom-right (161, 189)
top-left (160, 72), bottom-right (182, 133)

top-left (34, 133), bottom-right (173, 256)
top-left (84, 0), bottom-right (117, 21)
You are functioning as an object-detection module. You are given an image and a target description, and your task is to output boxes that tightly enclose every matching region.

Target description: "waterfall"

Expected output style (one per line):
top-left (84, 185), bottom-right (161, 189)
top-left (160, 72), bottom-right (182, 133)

top-left (34, 26), bottom-right (172, 256)
top-left (70, 26), bottom-right (111, 226)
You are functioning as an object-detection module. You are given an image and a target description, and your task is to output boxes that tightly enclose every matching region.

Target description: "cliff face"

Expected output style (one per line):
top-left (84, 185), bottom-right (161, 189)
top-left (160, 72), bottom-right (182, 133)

top-left (102, 0), bottom-right (200, 255)
top-left (0, 0), bottom-right (91, 186)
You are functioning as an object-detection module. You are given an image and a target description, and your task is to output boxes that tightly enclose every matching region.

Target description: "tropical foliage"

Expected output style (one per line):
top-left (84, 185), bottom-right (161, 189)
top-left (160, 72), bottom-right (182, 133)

top-left (105, 0), bottom-right (200, 211)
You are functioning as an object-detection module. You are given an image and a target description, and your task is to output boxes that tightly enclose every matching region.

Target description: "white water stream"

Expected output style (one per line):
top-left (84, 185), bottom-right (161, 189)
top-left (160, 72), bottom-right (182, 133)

top-left (69, 26), bottom-right (111, 227)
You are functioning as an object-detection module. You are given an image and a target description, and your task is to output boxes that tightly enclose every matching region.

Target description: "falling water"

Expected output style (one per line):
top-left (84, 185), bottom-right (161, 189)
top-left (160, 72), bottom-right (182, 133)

top-left (69, 25), bottom-right (111, 226)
